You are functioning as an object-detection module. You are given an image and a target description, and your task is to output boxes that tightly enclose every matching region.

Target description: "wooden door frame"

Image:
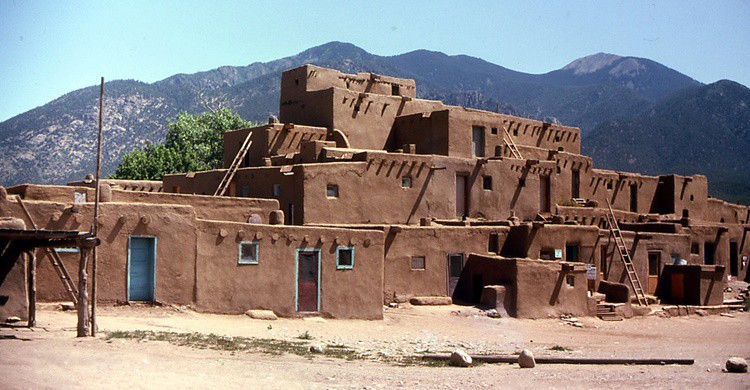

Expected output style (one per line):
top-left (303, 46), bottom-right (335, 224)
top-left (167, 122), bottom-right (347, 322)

top-left (295, 248), bottom-right (321, 312)
top-left (446, 252), bottom-right (465, 295)
top-left (127, 235), bottom-right (157, 302)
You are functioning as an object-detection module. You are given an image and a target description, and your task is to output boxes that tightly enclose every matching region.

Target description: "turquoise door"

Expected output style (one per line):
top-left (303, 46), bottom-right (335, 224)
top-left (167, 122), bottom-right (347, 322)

top-left (128, 236), bottom-right (155, 301)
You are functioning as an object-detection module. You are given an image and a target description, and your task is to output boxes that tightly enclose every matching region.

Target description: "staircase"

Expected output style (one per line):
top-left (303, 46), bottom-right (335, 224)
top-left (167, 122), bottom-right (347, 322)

top-left (596, 302), bottom-right (624, 321)
top-left (604, 199), bottom-right (648, 306)
top-left (16, 197), bottom-right (78, 303)
top-left (502, 126), bottom-right (523, 159)
top-left (214, 133), bottom-right (253, 197)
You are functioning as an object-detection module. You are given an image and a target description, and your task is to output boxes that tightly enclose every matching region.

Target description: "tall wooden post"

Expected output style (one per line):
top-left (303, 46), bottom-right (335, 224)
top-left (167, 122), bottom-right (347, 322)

top-left (27, 250), bottom-right (36, 328)
top-left (77, 246), bottom-right (90, 337)
top-left (91, 77), bottom-right (104, 336)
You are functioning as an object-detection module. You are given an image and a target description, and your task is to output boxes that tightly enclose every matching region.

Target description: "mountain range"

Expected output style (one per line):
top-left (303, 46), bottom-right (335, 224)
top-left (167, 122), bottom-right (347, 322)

top-left (0, 41), bottom-right (747, 203)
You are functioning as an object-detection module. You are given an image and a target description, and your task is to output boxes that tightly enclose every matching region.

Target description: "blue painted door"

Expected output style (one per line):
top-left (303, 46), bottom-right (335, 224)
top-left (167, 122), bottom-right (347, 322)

top-left (129, 237), bottom-right (155, 301)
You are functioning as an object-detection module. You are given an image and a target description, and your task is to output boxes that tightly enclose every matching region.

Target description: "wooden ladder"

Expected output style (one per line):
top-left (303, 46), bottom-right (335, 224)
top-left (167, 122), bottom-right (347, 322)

top-left (502, 125), bottom-right (523, 159)
top-left (16, 197), bottom-right (78, 304)
top-left (214, 133), bottom-right (253, 197)
top-left (604, 199), bottom-right (648, 306)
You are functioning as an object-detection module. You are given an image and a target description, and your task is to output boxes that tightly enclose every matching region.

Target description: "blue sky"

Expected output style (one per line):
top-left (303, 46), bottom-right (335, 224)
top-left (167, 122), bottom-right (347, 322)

top-left (1, 1), bottom-right (749, 122)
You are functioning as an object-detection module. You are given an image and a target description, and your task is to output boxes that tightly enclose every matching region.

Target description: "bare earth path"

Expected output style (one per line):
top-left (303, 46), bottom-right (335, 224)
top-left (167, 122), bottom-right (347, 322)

top-left (1, 304), bottom-right (748, 389)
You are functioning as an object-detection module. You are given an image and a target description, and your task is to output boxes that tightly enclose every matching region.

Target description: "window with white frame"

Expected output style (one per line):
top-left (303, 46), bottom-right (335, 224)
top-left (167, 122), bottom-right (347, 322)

top-left (238, 241), bottom-right (259, 264)
top-left (336, 247), bottom-right (354, 269)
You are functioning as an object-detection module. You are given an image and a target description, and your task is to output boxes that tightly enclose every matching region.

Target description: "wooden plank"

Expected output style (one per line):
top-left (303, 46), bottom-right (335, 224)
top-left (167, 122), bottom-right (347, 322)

top-left (422, 354), bottom-right (694, 365)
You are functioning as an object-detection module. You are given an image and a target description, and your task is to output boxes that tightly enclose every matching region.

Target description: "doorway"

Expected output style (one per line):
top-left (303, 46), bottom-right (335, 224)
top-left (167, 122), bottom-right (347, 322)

top-left (648, 251), bottom-right (661, 294)
top-left (447, 253), bottom-right (464, 296)
top-left (296, 249), bottom-right (320, 312)
top-left (128, 236), bottom-right (156, 301)
top-left (472, 126), bottom-right (485, 157)
top-left (565, 244), bottom-right (579, 262)
top-left (630, 183), bottom-right (638, 212)
top-left (571, 169), bottom-right (580, 199)
top-left (704, 242), bottom-right (715, 265)
top-left (456, 174), bottom-right (468, 219)
top-left (730, 241), bottom-right (738, 277)
top-left (540, 175), bottom-right (551, 212)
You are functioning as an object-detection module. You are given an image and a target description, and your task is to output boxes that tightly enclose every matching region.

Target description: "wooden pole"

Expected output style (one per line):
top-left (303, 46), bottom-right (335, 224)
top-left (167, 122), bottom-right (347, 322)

top-left (27, 250), bottom-right (36, 328)
top-left (91, 77), bottom-right (104, 336)
top-left (77, 246), bottom-right (90, 337)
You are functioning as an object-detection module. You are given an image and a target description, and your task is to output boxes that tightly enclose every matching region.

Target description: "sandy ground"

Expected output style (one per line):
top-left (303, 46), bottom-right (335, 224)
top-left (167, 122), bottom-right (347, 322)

top-left (1, 301), bottom-right (749, 390)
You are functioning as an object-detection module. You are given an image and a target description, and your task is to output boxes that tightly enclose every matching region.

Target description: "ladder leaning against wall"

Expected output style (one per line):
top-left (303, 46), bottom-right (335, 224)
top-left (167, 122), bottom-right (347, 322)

top-left (604, 199), bottom-right (648, 306)
top-left (502, 125), bottom-right (524, 159)
top-left (214, 132), bottom-right (253, 197)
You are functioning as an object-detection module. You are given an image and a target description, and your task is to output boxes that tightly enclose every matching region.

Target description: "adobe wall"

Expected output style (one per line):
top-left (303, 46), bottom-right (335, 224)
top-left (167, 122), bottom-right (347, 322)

top-left (0, 198), bottom-right (198, 305)
top-left (69, 179), bottom-right (163, 192)
top-left (706, 198), bottom-right (749, 224)
top-left (111, 189), bottom-right (279, 224)
top-left (500, 114), bottom-right (580, 154)
top-left (7, 184), bottom-right (96, 203)
top-left (658, 265), bottom-right (725, 306)
top-left (280, 65), bottom-right (416, 101)
top-left (222, 124), bottom-right (328, 168)
top-left (194, 220), bottom-right (384, 319)
top-left (454, 254), bottom-right (589, 319)
top-left (0, 240), bottom-right (29, 322)
top-left (380, 225), bottom-right (510, 302)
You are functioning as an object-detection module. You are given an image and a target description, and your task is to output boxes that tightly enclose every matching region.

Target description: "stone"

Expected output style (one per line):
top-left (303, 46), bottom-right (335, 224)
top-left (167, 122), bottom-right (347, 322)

top-left (726, 357), bottom-right (748, 373)
top-left (449, 349), bottom-right (472, 367)
top-left (60, 302), bottom-right (75, 311)
top-left (486, 309), bottom-right (501, 318)
top-left (244, 309), bottom-right (278, 320)
top-left (5, 316), bottom-right (21, 324)
top-left (309, 344), bottom-right (326, 354)
top-left (518, 349), bottom-right (536, 368)
top-left (694, 309), bottom-right (708, 317)
top-left (409, 296), bottom-right (452, 306)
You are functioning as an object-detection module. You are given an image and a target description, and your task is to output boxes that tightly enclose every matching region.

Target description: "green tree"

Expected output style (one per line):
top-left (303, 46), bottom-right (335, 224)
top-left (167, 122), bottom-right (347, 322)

top-left (112, 108), bottom-right (252, 180)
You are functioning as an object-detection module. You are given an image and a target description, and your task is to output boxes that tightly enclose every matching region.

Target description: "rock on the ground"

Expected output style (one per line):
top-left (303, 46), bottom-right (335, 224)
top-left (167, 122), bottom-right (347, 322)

top-left (5, 316), bottom-right (21, 323)
top-left (60, 302), bottom-right (75, 311)
top-left (694, 309), bottom-right (708, 317)
top-left (726, 357), bottom-right (748, 373)
top-left (518, 349), bottom-right (536, 368)
top-left (244, 309), bottom-right (278, 320)
top-left (449, 349), bottom-right (472, 367)
top-left (409, 296), bottom-right (452, 306)
top-left (309, 344), bottom-right (325, 354)
top-left (486, 309), bottom-right (501, 318)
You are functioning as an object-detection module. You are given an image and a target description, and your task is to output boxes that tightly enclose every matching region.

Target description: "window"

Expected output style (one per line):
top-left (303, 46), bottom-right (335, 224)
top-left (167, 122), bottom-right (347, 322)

top-left (241, 186), bottom-right (250, 197)
top-left (483, 176), bottom-right (493, 190)
top-left (273, 184), bottom-right (281, 197)
top-left (565, 275), bottom-right (575, 287)
top-left (690, 194), bottom-right (694, 201)
top-left (491, 127), bottom-right (498, 135)
top-left (690, 243), bottom-right (699, 254)
top-left (238, 242), bottom-right (259, 264)
top-left (606, 181), bottom-right (613, 190)
top-left (411, 256), bottom-right (426, 270)
top-left (391, 84), bottom-right (400, 96)
top-left (518, 178), bottom-right (526, 187)
top-left (327, 184), bottom-right (339, 198)
top-left (670, 253), bottom-right (680, 265)
top-left (336, 247), bottom-right (354, 269)
top-left (540, 249), bottom-right (555, 260)
top-left (513, 128), bottom-right (518, 136)
top-left (566, 244), bottom-right (579, 262)
top-left (401, 177), bottom-right (412, 188)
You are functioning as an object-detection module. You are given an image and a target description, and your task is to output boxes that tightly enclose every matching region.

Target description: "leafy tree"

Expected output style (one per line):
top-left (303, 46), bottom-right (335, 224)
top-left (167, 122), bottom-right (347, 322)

top-left (112, 108), bottom-right (252, 180)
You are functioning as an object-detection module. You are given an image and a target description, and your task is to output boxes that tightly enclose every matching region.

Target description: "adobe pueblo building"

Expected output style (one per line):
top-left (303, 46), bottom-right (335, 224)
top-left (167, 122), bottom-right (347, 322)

top-left (1, 64), bottom-right (749, 321)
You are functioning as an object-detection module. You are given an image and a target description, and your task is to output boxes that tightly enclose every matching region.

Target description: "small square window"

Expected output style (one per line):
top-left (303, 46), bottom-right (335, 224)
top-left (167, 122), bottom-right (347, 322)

top-left (327, 184), bottom-right (339, 198)
top-left (513, 128), bottom-right (518, 136)
top-left (690, 194), bottom-right (694, 201)
top-left (337, 247), bottom-right (354, 269)
top-left (273, 184), bottom-right (281, 197)
top-left (565, 275), bottom-right (575, 287)
top-left (391, 85), bottom-right (400, 96)
top-left (607, 181), bottom-right (613, 190)
top-left (401, 177), bottom-right (412, 188)
top-left (411, 256), bottom-right (426, 270)
top-left (491, 127), bottom-right (498, 135)
top-left (691, 243), bottom-right (699, 254)
top-left (483, 176), bottom-right (493, 190)
top-left (238, 241), bottom-right (259, 264)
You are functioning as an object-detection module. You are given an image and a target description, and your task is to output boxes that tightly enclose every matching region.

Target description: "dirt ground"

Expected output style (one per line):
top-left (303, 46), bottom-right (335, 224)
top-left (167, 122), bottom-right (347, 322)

top-left (1, 300), bottom-right (749, 390)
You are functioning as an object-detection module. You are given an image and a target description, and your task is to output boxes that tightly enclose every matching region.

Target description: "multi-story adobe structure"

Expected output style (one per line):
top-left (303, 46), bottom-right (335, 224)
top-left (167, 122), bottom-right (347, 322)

top-left (1, 64), bottom-right (748, 322)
